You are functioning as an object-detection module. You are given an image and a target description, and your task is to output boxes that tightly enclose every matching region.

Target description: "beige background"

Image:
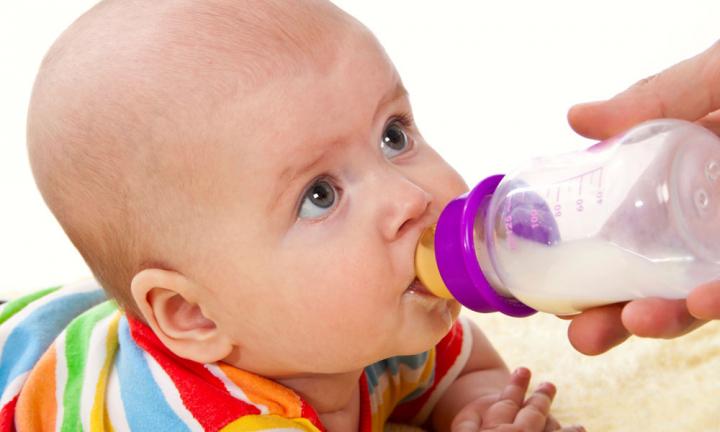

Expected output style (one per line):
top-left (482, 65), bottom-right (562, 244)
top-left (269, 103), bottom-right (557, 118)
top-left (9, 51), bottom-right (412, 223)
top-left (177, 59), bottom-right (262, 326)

top-left (467, 311), bottom-right (720, 431)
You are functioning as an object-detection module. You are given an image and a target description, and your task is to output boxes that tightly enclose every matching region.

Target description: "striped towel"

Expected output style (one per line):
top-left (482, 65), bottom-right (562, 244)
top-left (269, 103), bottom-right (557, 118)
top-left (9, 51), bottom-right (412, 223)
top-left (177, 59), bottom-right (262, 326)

top-left (0, 280), bottom-right (471, 431)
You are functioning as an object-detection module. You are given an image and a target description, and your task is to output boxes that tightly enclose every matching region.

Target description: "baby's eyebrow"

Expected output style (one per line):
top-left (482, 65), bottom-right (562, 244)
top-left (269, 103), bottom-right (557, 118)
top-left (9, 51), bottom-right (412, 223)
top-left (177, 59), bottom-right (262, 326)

top-left (269, 80), bottom-right (408, 213)
top-left (269, 144), bottom-right (335, 213)
top-left (374, 80), bottom-right (408, 122)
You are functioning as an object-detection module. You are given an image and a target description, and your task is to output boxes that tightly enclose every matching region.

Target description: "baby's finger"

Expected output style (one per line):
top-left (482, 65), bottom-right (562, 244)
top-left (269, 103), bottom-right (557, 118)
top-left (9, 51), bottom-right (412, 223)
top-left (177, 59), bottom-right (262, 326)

top-left (451, 402), bottom-right (483, 432)
top-left (482, 368), bottom-right (531, 426)
top-left (543, 415), bottom-right (561, 432)
top-left (500, 367), bottom-right (531, 403)
top-left (513, 382), bottom-right (556, 430)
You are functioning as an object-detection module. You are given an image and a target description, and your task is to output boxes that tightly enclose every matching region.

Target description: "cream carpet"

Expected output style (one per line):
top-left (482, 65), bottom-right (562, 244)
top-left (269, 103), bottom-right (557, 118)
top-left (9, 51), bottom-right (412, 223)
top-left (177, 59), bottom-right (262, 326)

top-left (466, 311), bottom-right (720, 431)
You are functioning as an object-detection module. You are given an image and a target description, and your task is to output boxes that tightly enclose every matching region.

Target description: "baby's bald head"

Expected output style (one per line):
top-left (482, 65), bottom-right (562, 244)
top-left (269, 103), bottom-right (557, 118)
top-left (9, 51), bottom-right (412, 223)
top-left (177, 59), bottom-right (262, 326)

top-left (28, 0), bottom-right (358, 316)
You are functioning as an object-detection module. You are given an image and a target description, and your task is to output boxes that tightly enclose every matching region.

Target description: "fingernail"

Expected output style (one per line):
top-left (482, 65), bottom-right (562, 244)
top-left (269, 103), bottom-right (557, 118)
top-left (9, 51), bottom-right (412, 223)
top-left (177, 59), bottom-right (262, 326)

top-left (537, 382), bottom-right (557, 397)
top-left (574, 100), bottom-right (605, 108)
top-left (454, 420), bottom-right (479, 432)
top-left (513, 367), bottom-right (529, 378)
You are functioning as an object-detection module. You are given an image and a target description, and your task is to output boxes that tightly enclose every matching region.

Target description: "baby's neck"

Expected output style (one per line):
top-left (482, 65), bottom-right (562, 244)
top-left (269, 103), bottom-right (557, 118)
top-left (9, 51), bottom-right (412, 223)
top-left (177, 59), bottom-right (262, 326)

top-left (277, 370), bottom-right (362, 427)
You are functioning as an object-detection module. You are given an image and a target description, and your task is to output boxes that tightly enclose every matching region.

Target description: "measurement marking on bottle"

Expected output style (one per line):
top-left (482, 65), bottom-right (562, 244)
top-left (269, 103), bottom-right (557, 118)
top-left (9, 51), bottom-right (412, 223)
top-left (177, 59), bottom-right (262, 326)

top-left (530, 208), bottom-right (539, 229)
top-left (545, 167), bottom-right (604, 215)
top-left (558, 166), bottom-right (604, 185)
top-left (504, 195), bottom-right (517, 250)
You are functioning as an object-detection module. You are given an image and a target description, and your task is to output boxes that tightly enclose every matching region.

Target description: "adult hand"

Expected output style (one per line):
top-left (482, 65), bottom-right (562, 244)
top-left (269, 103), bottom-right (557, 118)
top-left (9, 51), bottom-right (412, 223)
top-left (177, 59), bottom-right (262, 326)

top-left (565, 41), bottom-right (720, 355)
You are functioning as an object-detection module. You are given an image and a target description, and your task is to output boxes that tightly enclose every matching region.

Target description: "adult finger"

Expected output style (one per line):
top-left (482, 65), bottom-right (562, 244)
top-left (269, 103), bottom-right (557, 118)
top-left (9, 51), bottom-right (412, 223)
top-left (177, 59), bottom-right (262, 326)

top-left (567, 303), bottom-right (630, 355)
top-left (568, 41), bottom-right (720, 140)
top-left (514, 382), bottom-right (555, 430)
top-left (687, 280), bottom-right (720, 320)
top-left (696, 109), bottom-right (720, 135)
top-left (621, 298), bottom-right (704, 338)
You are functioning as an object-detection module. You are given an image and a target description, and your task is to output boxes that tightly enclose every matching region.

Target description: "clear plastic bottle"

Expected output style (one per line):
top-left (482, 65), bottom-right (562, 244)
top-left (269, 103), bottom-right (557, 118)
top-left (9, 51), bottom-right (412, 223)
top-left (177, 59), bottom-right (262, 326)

top-left (415, 119), bottom-right (720, 316)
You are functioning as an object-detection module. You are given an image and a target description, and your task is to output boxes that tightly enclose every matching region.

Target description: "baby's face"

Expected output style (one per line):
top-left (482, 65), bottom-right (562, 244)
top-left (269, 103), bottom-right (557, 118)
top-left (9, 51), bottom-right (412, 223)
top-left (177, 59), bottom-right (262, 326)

top-left (188, 30), bottom-right (468, 377)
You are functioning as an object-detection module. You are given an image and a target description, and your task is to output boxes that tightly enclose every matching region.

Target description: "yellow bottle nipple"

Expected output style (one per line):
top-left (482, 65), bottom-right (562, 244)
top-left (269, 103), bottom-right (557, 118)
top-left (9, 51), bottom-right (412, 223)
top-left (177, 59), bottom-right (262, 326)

top-left (414, 225), bottom-right (454, 299)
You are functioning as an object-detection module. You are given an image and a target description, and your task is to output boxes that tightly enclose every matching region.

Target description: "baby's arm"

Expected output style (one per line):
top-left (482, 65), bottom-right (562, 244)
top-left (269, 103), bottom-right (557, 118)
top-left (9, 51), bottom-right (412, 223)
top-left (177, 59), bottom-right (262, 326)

top-left (429, 321), bottom-right (573, 431)
top-left (429, 321), bottom-right (510, 430)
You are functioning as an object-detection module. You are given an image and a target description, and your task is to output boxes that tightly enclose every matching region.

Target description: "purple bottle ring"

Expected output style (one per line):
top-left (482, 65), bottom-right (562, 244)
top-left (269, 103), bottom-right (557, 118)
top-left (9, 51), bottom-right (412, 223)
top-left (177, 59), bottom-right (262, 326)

top-left (435, 175), bottom-right (536, 317)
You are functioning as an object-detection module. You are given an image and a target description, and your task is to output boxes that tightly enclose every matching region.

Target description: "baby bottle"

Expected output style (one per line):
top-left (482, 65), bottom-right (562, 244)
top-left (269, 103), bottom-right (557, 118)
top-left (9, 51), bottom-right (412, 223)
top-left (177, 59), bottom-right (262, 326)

top-left (415, 119), bottom-right (720, 316)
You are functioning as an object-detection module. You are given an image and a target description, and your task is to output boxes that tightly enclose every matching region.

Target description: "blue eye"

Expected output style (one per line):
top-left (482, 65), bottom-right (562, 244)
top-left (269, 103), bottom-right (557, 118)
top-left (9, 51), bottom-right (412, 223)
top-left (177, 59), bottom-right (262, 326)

top-left (381, 120), bottom-right (410, 159)
top-left (298, 179), bottom-right (337, 219)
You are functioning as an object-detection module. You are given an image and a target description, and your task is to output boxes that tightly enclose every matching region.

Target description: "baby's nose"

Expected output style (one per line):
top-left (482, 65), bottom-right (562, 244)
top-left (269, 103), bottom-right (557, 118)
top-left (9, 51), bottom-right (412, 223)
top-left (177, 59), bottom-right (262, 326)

top-left (378, 177), bottom-right (432, 241)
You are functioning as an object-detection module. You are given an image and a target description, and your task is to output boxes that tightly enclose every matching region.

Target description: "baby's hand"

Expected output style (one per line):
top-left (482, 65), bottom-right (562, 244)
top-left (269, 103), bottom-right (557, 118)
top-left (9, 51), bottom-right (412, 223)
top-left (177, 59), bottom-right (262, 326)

top-left (451, 368), bottom-right (584, 432)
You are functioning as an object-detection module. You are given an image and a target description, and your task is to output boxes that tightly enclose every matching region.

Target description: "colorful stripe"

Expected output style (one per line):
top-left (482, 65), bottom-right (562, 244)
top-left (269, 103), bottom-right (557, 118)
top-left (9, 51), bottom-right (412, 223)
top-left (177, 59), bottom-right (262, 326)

top-left (130, 318), bottom-right (264, 431)
top-left (61, 301), bottom-right (117, 432)
top-left (145, 350), bottom-right (203, 430)
top-left (410, 317), bottom-right (473, 425)
top-left (15, 346), bottom-right (57, 431)
top-left (0, 396), bottom-right (17, 432)
top-left (105, 360), bottom-right (131, 430)
top-left (54, 329), bottom-right (69, 431)
top-left (376, 317), bottom-right (472, 428)
top-left (116, 318), bottom-right (191, 431)
top-left (0, 282), bottom-right (471, 431)
top-left (0, 284), bottom-right (105, 395)
top-left (0, 286), bottom-right (59, 325)
top-left (220, 414), bottom-right (322, 431)
top-left (90, 311), bottom-right (121, 431)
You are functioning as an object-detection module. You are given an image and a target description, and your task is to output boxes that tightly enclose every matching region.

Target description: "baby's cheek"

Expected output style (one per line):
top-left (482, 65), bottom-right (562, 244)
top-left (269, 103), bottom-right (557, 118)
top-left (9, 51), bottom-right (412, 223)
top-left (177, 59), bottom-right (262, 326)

top-left (432, 164), bottom-right (469, 205)
top-left (421, 145), bottom-right (469, 196)
top-left (449, 170), bottom-right (470, 194)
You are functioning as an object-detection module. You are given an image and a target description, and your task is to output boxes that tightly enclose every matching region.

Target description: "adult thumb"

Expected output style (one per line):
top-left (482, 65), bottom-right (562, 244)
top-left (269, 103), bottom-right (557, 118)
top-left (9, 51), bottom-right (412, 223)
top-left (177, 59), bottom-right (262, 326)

top-left (568, 40), bottom-right (720, 140)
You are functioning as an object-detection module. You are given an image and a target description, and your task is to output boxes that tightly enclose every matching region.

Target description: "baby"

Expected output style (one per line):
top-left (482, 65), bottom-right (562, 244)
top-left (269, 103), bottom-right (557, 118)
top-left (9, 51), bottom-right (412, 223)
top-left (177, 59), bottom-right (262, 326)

top-left (0, 1), bottom-right (581, 431)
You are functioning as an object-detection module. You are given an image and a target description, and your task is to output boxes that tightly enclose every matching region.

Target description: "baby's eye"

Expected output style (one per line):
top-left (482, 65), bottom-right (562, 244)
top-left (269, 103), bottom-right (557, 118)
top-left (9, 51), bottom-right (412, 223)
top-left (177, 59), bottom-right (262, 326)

top-left (298, 179), bottom-right (338, 219)
top-left (380, 119), bottom-right (411, 159)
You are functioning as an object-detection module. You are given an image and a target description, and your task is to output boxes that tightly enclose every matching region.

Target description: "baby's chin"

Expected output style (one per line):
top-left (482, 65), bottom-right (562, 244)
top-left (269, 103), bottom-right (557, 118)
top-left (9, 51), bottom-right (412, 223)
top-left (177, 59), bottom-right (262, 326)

top-left (402, 278), bottom-right (461, 322)
top-left (398, 288), bottom-right (462, 352)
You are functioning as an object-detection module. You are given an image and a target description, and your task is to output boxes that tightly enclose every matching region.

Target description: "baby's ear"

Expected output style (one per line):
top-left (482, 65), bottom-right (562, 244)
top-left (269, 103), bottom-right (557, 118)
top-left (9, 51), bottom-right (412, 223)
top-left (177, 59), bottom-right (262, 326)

top-left (130, 268), bottom-right (233, 364)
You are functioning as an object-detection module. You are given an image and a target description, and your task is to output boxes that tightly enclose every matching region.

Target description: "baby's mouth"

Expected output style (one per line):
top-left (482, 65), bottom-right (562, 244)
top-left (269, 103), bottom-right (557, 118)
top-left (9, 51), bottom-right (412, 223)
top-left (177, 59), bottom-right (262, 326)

top-left (404, 277), bottom-right (435, 297)
top-left (403, 276), bottom-right (459, 321)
